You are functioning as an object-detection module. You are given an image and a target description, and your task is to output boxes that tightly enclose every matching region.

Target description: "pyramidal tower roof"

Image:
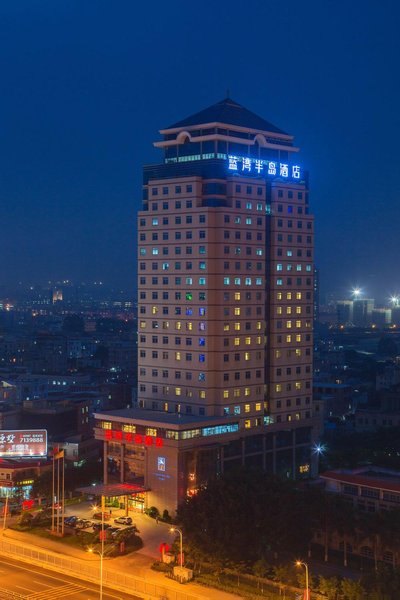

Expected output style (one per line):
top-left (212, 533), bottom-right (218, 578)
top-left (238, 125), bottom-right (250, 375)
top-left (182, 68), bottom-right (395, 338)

top-left (165, 98), bottom-right (288, 136)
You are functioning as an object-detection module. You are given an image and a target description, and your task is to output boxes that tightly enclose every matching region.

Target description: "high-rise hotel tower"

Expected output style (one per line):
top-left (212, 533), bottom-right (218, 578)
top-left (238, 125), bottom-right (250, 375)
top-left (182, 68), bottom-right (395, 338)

top-left (94, 99), bottom-right (321, 513)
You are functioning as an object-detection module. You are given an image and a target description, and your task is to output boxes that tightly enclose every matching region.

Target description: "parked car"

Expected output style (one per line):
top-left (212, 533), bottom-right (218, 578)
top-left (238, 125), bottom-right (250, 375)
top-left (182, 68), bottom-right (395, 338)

top-left (113, 516), bottom-right (133, 526)
top-left (105, 527), bottom-right (120, 538)
top-left (75, 519), bottom-right (92, 529)
top-left (92, 522), bottom-right (112, 532)
top-left (92, 512), bottom-right (111, 521)
top-left (64, 516), bottom-right (78, 525)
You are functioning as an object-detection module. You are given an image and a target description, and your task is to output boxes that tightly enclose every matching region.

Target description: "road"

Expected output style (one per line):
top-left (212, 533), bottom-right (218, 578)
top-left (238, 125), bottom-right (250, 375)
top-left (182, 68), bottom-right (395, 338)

top-left (0, 555), bottom-right (141, 599)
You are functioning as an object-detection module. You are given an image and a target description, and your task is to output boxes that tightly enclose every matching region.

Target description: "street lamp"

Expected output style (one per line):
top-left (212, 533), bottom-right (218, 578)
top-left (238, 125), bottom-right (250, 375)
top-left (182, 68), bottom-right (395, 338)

top-left (295, 560), bottom-right (309, 600)
top-left (89, 494), bottom-right (106, 600)
top-left (88, 546), bottom-right (104, 600)
top-left (169, 526), bottom-right (183, 567)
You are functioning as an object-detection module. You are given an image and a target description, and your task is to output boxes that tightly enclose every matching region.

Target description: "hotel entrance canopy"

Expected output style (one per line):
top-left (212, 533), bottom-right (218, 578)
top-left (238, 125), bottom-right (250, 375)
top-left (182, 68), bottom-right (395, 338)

top-left (77, 483), bottom-right (149, 497)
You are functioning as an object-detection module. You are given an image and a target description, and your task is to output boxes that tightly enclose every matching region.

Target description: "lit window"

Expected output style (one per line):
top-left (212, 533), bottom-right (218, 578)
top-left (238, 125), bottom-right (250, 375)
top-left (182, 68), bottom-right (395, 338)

top-left (245, 277), bottom-right (251, 285)
top-left (101, 421), bottom-right (112, 429)
top-left (275, 350), bottom-right (282, 358)
top-left (256, 336), bottom-right (261, 344)
top-left (245, 337), bottom-right (251, 345)
top-left (286, 334), bottom-right (292, 342)
top-left (175, 351), bottom-right (181, 360)
top-left (244, 420), bottom-right (251, 429)
top-left (234, 338), bottom-right (240, 346)
top-left (245, 404), bottom-right (250, 413)
top-left (275, 384), bottom-right (282, 392)
top-left (199, 390), bottom-right (206, 399)
top-left (140, 248), bottom-right (146, 256)
top-left (152, 218), bottom-right (158, 226)
top-left (277, 307), bottom-right (282, 315)
top-left (234, 292), bottom-right (241, 300)
top-left (295, 348), bottom-right (302, 356)
top-left (224, 277), bottom-right (230, 285)
top-left (287, 292), bottom-right (292, 300)
top-left (223, 390), bottom-right (229, 398)
top-left (296, 320), bottom-right (301, 328)
top-left (286, 321), bottom-right (292, 329)
top-left (234, 307), bottom-right (241, 316)
top-left (296, 334), bottom-right (302, 342)
top-left (199, 277), bottom-right (206, 285)
top-left (122, 424), bottom-right (136, 433)
top-left (296, 264), bottom-right (302, 271)
top-left (186, 277), bottom-right (192, 285)
top-left (277, 264), bottom-right (283, 271)
top-left (187, 322), bottom-right (193, 330)
top-left (245, 388), bottom-right (250, 396)
top-left (256, 322), bottom-right (262, 330)
top-left (234, 322), bottom-right (241, 331)
top-left (140, 321), bottom-right (146, 329)
top-left (296, 292), bottom-right (302, 299)
top-left (255, 403), bottom-right (261, 411)
top-left (277, 279), bottom-right (283, 286)
top-left (175, 387), bottom-right (181, 396)
top-left (256, 248), bottom-right (263, 255)
top-left (223, 323), bottom-right (230, 331)
top-left (152, 306), bottom-right (158, 314)
top-left (234, 388), bottom-right (240, 397)
top-left (296, 306), bottom-right (302, 314)
top-left (277, 292), bottom-right (282, 300)
top-left (295, 382), bottom-right (302, 390)
top-left (245, 352), bottom-right (250, 360)
top-left (152, 248), bottom-right (159, 255)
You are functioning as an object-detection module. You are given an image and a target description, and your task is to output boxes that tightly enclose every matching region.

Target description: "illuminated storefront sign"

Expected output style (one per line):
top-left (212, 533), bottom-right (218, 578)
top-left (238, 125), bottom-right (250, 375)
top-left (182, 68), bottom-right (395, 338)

top-left (0, 430), bottom-right (47, 458)
top-left (227, 155), bottom-right (301, 180)
top-left (104, 429), bottom-right (163, 447)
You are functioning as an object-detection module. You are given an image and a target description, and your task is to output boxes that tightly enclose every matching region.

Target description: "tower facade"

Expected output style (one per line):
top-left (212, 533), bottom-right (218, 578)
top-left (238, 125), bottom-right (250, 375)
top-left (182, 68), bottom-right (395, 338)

top-left (94, 99), bottom-right (321, 512)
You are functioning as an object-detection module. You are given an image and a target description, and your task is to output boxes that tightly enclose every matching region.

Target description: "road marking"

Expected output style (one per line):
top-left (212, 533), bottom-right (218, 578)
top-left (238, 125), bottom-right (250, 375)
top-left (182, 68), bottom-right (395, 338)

top-left (27, 582), bottom-right (87, 599)
top-left (32, 580), bottom-right (53, 587)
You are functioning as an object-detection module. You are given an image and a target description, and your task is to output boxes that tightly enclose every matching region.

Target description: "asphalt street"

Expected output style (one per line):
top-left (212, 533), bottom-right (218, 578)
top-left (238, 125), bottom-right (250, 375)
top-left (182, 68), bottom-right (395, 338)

top-left (0, 555), bottom-right (141, 599)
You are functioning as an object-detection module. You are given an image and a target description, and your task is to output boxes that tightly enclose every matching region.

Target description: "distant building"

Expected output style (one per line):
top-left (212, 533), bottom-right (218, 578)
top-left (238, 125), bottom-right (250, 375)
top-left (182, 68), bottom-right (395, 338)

top-left (353, 299), bottom-right (374, 327)
top-left (371, 308), bottom-right (391, 329)
top-left (337, 300), bottom-right (353, 326)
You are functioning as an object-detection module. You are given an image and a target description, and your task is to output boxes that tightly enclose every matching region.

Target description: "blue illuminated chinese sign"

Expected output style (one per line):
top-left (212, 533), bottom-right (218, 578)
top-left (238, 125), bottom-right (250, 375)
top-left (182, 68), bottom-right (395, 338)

top-left (227, 155), bottom-right (301, 180)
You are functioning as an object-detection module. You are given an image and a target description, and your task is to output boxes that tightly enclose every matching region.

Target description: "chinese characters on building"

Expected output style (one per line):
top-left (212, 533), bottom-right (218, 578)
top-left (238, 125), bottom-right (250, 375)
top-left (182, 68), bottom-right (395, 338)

top-left (228, 155), bottom-right (301, 180)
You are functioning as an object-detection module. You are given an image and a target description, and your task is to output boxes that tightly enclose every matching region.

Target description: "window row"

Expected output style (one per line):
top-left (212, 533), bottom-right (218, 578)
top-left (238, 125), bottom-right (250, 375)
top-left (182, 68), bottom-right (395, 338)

top-left (276, 264), bottom-right (313, 272)
top-left (276, 397), bottom-right (311, 408)
top-left (277, 190), bottom-right (303, 200)
top-left (276, 278), bottom-right (313, 286)
top-left (277, 248), bottom-right (312, 258)
top-left (277, 219), bottom-right (312, 229)
top-left (277, 204), bottom-right (308, 215)
top-left (276, 234), bottom-right (312, 244)
top-left (151, 184), bottom-right (192, 196)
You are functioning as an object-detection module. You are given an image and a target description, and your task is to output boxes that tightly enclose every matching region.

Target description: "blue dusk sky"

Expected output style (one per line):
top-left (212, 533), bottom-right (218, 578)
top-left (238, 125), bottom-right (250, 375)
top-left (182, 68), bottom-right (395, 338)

top-left (1, 0), bottom-right (399, 302)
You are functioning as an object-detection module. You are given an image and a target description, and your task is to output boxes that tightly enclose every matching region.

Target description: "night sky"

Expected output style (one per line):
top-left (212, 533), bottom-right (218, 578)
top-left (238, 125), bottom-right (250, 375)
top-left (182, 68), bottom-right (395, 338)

top-left (1, 1), bottom-right (399, 302)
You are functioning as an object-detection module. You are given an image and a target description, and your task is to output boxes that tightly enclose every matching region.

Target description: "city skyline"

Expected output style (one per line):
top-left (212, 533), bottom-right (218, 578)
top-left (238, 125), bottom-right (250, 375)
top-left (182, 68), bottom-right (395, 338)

top-left (1, 1), bottom-right (400, 301)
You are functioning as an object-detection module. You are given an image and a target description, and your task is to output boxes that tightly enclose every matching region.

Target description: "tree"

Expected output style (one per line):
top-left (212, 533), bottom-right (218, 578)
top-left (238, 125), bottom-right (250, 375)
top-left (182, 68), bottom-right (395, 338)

top-left (318, 575), bottom-right (340, 599)
top-left (341, 579), bottom-right (365, 600)
top-left (253, 558), bottom-right (269, 590)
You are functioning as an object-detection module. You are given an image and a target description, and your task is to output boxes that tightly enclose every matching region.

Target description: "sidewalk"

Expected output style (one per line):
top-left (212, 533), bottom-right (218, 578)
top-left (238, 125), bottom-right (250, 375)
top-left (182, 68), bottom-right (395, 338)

top-left (1, 527), bottom-right (241, 600)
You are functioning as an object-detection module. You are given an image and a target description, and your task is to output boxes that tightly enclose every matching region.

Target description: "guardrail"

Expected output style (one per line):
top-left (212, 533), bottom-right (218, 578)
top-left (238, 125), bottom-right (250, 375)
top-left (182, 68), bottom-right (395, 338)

top-left (0, 538), bottom-right (204, 600)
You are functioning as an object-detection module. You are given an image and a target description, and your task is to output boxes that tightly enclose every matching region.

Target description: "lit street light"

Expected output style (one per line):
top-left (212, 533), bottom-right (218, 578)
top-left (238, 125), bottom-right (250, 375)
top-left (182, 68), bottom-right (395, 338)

top-left (89, 494), bottom-right (106, 600)
top-left (295, 560), bottom-right (309, 600)
top-left (169, 526), bottom-right (183, 567)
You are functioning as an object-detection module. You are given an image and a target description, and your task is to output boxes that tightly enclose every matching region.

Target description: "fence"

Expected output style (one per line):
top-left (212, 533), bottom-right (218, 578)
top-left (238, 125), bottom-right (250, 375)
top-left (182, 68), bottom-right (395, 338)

top-left (0, 538), bottom-right (204, 600)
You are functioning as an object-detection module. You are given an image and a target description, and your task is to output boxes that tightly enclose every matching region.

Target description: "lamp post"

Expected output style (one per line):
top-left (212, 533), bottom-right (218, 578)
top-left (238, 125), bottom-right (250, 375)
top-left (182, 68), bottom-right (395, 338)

top-left (295, 560), bottom-right (309, 600)
top-left (89, 494), bottom-right (106, 600)
top-left (169, 526), bottom-right (183, 567)
top-left (88, 546), bottom-right (104, 600)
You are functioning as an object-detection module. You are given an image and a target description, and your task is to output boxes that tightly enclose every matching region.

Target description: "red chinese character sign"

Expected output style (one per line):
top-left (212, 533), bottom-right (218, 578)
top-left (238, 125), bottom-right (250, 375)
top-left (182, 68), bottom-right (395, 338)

top-left (103, 429), bottom-right (163, 447)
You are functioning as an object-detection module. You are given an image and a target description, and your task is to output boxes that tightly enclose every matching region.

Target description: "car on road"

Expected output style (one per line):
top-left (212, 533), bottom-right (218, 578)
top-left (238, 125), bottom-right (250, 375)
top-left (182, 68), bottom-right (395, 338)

top-left (105, 527), bottom-right (120, 538)
top-left (113, 516), bottom-right (133, 525)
